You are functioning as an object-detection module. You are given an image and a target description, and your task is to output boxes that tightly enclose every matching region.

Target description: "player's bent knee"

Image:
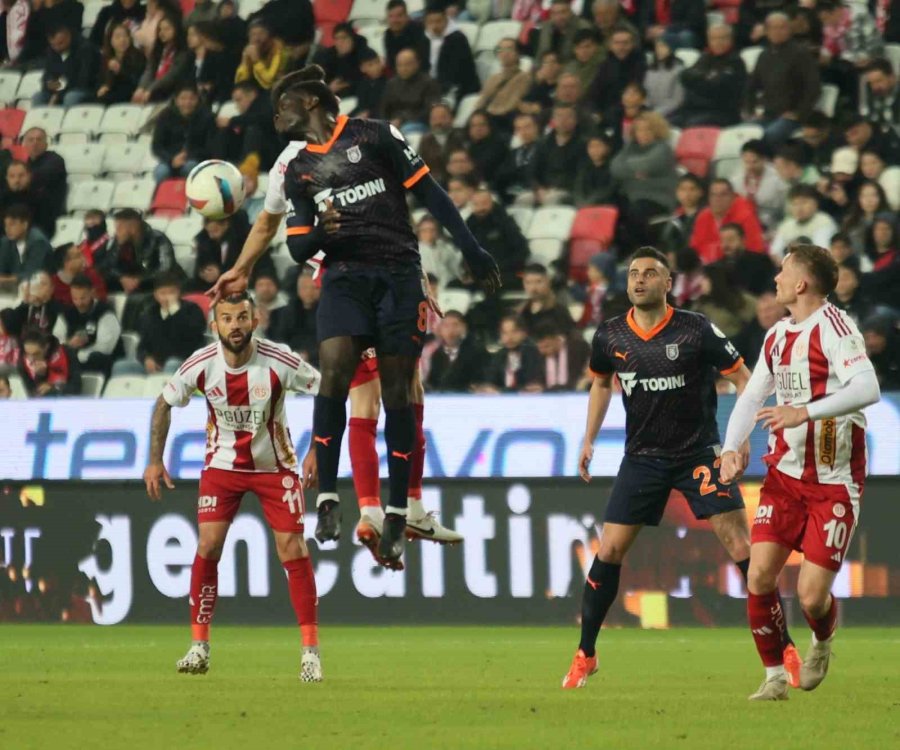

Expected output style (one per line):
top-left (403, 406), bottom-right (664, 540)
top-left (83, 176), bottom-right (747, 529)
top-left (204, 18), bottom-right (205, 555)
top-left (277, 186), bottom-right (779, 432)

top-left (797, 583), bottom-right (830, 618)
top-left (747, 566), bottom-right (778, 595)
top-left (197, 538), bottom-right (225, 560)
top-left (274, 533), bottom-right (308, 562)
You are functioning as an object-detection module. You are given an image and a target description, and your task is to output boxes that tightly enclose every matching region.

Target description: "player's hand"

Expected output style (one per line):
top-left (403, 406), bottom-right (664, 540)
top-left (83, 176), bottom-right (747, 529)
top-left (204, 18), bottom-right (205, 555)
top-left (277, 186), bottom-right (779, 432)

top-left (719, 450), bottom-right (745, 485)
top-left (466, 248), bottom-right (502, 294)
top-left (144, 462), bottom-right (174, 501)
top-left (207, 265), bottom-right (249, 303)
top-left (756, 405), bottom-right (809, 432)
top-left (426, 289), bottom-right (444, 318)
top-left (301, 448), bottom-right (318, 489)
top-left (578, 441), bottom-right (594, 483)
top-left (321, 199), bottom-right (341, 234)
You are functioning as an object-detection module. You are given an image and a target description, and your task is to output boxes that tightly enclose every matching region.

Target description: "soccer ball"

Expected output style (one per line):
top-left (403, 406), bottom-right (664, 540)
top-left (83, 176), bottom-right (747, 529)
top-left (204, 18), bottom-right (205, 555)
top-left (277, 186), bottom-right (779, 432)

top-left (185, 160), bottom-right (246, 219)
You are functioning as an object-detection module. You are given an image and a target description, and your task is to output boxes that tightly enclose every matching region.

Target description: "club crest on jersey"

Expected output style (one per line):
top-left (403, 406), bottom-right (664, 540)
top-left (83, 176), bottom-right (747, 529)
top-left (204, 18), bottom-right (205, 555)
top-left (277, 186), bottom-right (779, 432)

top-left (666, 344), bottom-right (679, 360)
top-left (252, 385), bottom-right (270, 400)
top-left (833, 503), bottom-right (846, 519)
top-left (282, 475), bottom-right (295, 489)
top-left (794, 341), bottom-right (807, 358)
top-left (346, 145), bottom-right (361, 163)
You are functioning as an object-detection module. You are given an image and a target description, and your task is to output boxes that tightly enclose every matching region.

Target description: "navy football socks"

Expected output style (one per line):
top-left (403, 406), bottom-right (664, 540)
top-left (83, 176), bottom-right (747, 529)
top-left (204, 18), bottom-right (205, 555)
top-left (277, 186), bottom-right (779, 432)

top-left (383, 406), bottom-right (415, 515)
top-left (312, 395), bottom-right (346, 495)
top-left (579, 557), bottom-right (621, 657)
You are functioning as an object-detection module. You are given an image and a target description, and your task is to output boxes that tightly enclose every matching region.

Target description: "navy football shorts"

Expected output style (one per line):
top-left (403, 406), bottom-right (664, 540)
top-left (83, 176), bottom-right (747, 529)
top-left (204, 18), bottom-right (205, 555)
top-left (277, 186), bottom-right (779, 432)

top-left (317, 265), bottom-right (426, 357)
top-left (604, 447), bottom-right (745, 526)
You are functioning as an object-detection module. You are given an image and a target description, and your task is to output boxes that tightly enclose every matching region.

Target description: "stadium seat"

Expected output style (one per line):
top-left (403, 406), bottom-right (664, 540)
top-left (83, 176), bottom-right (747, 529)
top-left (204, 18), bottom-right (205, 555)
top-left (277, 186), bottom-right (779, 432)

top-left (667, 126), bottom-right (682, 151)
top-left (880, 166), bottom-right (900, 211)
top-left (818, 84), bottom-right (839, 118)
top-left (109, 293), bottom-right (128, 323)
top-left (713, 157), bottom-right (741, 179)
top-left (174, 244), bottom-right (196, 277)
top-left (0, 292), bottom-right (17, 310)
top-left (476, 50), bottom-right (500, 85)
top-left (271, 251), bottom-right (294, 281)
top-left (568, 205), bottom-right (618, 281)
top-left (82, 0), bottom-right (106, 32)
top-left (183, 292), bottom-right (212, 319)
top-left (98, 104), bottom-right (144, 139)
top-left (740, 46), bottom-right (763, 74)
top-left (103, 140), bottom-right (156, 179)
top-left (238, 0), bottom-right (266, 15)
top-left (674, 48), bottom-right (700, 68)
top-left (885, 43), bottom-right (900, 74)
top-left (474, 20), bottom-right (521, 54)
top-left (143, 373), bottom-right (170, 398)
top-left (455, 21), bottom-right (479, 48)
top-left (526, 206), bottom-right (576, 241)
top-left (58, 105), bottom-right (105, 142)
top-left (56, 143), bottom-right (106, 180)
top-left (16, 70), bottom-right (43, 107)
top-left (313, 0), bottom-right (352, 46)
top-left (145, 215), bottom-right (171, 234)
top-left (0, 107), bottom-right (25, 145)
top-left (507, 206), bottom-right (534, 235)
top-left (454, 93), bottom-right (480, 128)
top-left (112, 178), bottom-right (156, 212)
top-left (254, 172), bottom-right (269, 199)
top-left (166, 214), bottom-right (203, 245)
top-left (675, 127), bottom-right (720, 178)
top-left (528, 238), bottom-right (564, 268)
top-left (120, 332), bottom-right (139, 358)
top-left (53, 216), bottom-right (83, 246)
top-left (338, 96), bottom-right (357, 116)
top-left (217, 100), bottom-right (239, 121)
top-left (68, 179), bottom-right (115, 214)
top-left (438, 288), bottom-right (473, 315)
top-left (21, 107), bottom-right (65, 140)
top-left (151, 178), bottom-right (188, 216)
top-left (7, 373), bottom-right (27, 399)
top-left (356, 24), bottom-right (386, 59)
top-left (0, 71), bottom-right (21, 107)
top-left (713, 123), bottom-right (765, 161)
top-left (80, 373), bottom-right (106, 398)
top-left (103, 375), bottom-right (147, 398)
top-left (349, 0), bottom-right (385, 23)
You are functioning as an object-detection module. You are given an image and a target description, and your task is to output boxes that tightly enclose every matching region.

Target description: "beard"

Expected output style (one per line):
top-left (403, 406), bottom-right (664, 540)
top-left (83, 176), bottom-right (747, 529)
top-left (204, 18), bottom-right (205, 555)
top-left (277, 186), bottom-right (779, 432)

top-left (219, 329), bottom-right (253, 354)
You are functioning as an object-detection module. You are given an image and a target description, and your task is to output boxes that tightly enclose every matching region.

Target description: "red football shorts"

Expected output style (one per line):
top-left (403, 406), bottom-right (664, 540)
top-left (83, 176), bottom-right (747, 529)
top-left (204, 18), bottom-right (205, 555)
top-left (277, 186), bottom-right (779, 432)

top-left (350, 348), bottom-right (379, 389)
top-left (197, 467), bottom-right (305, 532)
top-left (751, 467), bottom-right (860, 571)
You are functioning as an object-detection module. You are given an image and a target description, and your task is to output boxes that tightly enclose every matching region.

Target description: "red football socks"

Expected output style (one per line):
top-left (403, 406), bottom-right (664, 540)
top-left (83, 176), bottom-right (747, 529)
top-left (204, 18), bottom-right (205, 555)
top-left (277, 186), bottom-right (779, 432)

top-left (283, 556), bottom-right (318, 647)
top-left (409, 403), bottom-right (425, 500)
top-left (348, 417), bottom-right (380, 511)
top-left (190, 554), bottom-right (219, 641)
top-left (747, 591), bottom-right (786, 666)
top-left (803, 595), bottom-right (838, 642)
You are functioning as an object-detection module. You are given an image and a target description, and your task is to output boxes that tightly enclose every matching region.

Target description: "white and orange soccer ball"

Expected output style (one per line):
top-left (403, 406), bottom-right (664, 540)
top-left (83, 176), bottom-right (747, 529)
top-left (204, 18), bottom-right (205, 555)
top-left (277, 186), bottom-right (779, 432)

top-left (185, 159), bottom-right (246, 219)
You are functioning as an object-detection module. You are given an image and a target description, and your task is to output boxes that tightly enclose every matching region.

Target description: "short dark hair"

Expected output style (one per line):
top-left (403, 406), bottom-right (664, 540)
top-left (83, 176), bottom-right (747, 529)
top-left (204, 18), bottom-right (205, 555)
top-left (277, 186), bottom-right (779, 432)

top-left (386, 0), bottom-right (407, 11)
top-left (533, 320), bottom-right (564, 340)
top-left (721, 222), bottom-right (745, 238)
top-left (114, 208), bottom-right (142, 222)
top-left (500, 314), bottom-right (526, 331)
top-left (6, 159), bottom-right (29, 173)
top-left (21, 327), bottom-right (49, 348)
top-left (70, 273), bottom-right (94, 291)
top-left (443, 309), bottom-right (466, 324)
top-left (214, 290), bottom-right (255, 313)
top-left (785, 244), bottom-right (838, 295)
top-left (816, 0), bottom-right (841, 11)
top-left (839, 258), bottom-right (861, 278)
top-left (788, 184), bottom-right (820, 202)
top-left (271, 64), bottom-right (339, 116)
top-left (741, 139), bottom-right (770, 158)
top-left (573, 28), bottom-right (599, 45)
top-left (522, 262), bottom-right (548, 276)
top-left (153, 270), bottom-right (183, 290)
top-left (622, 81), bottom-right (647, 97)
top-left (424, 4), bottom-right (446, 16)
top-left (253, 269), bottom-right (279, 286)
top-left (709, 178), bottom-right (733, 193)
top-left (4, 203), bottom-right (32, 223)
top-left (232, 80), bottom-right (259, 96)
top-left (628, 246), bottom-right (669, 269)
top-left (677, 173), bottom-right (705, 192)
top-left (174, 82), bottom-right (200, 98)
top-left (865, 57), bottom-right (895, 77)
top-left (802, 111), bottom-right (830, 129)
top-left (830, 231), bottom-right (852, 246)
top-left (775, 142), bottom-right (808, 166)
top-left (333, 22), bottom-right (355, 36)
top-left (85, 208), bottom-right (106, 223)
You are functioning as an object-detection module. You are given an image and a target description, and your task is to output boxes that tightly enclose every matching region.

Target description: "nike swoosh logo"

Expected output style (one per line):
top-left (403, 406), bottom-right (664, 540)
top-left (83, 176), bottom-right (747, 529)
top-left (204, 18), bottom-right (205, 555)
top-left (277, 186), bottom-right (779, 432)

top-left (407, 522), bottom-right (435, 536)
top-left (314, 435), bottom-right (332, 446)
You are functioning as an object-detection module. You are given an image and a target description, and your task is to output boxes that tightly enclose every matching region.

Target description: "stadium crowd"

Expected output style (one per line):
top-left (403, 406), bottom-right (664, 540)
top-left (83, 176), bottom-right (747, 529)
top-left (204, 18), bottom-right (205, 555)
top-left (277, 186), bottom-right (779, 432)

top-left (0, 0), bottom-right (898, 399)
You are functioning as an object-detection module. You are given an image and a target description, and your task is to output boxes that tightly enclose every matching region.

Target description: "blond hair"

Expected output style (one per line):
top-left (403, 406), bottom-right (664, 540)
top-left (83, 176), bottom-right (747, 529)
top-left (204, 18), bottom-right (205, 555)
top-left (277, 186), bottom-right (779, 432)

top-left (633, 111), bottom-right (670, 143)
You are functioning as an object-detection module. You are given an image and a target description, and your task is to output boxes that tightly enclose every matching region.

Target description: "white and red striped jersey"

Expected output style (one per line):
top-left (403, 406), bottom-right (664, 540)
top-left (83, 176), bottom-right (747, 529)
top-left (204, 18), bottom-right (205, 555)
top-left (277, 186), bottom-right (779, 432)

top-left (162, 339), bottom-right (320, 473)
top-left (757, 303), bottom-right (873, 487)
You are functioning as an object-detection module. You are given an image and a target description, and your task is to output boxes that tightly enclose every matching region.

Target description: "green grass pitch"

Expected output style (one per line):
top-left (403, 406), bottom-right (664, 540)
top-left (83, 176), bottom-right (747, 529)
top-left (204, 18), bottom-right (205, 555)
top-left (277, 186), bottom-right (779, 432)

top-left (2, 626), bottom-right (899, 749)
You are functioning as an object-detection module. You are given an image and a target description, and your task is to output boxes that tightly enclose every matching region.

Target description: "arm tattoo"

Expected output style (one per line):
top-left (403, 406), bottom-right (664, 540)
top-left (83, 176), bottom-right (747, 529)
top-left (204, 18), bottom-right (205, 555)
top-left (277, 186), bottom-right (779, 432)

top-left (149, 395), bottom-right (172, 463)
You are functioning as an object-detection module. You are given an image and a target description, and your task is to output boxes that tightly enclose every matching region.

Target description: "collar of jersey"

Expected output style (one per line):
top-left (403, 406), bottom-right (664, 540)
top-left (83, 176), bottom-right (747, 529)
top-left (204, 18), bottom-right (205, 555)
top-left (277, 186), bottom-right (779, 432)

top-left (306, 115), bottom-right (349, 154)
top-left (783, 301), bottom-right (830, 331)
top-left (626, 305), bottom-right (674, 341)
top-left (217, 339), bottom-right (258, 373)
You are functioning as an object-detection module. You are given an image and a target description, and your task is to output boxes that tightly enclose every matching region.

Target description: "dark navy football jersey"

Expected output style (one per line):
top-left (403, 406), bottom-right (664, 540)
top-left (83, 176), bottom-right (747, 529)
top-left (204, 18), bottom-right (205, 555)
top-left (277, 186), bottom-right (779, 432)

top-left (272, 115), bottom-right (429, 268)
top-left (590, 307), bottom-right (744, 459)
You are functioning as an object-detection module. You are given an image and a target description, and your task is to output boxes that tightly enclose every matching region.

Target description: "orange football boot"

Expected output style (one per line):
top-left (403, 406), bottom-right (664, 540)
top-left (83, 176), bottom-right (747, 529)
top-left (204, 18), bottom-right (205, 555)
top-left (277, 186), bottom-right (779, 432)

top-left (783, 643), bottom-right (801, 688)
top-left (561, 649), bottom-right (598, 689)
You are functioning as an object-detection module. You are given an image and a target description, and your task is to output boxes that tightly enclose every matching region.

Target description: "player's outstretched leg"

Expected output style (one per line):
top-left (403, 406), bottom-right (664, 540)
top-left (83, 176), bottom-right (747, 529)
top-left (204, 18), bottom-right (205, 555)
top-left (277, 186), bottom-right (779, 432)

top-left (276, 532), bottom-right (322, 683)
top-left (746, 542), bottom-right (793, 700)
top-left (797, 561), bottom-right (840, 692)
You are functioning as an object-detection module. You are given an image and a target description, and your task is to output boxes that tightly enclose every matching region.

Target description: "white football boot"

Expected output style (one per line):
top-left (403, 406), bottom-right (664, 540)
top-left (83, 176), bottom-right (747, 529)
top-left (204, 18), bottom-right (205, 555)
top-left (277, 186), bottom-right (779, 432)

top-left (300, 647), bottom-right (323, 683)
top-left (176, 641), bottom-right (210, 674)
top-left (405, 510), bottom-right (463, 544)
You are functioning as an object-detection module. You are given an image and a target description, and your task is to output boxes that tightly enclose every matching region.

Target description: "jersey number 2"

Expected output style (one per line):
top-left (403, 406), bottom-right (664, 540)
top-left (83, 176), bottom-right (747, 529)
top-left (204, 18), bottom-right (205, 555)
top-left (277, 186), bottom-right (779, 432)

top-left (692, 458), bottom-right (722, 496)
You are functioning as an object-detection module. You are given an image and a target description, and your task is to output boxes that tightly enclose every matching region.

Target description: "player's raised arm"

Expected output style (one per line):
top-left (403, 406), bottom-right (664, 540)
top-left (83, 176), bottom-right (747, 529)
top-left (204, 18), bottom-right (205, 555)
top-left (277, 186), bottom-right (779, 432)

top-left (144, 395), bottom-right (176, 500)
top-left (208, 209), bottom-right (283, 303)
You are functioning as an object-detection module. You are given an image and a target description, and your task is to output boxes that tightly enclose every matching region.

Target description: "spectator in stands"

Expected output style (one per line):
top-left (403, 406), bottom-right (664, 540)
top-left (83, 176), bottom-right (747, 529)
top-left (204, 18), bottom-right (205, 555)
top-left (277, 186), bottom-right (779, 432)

top-left (0, 309), bottom-right (19, 370)
top-left (639, 0), bottom-right (706, 50)
top-left (52, 274), bottom-right (122, 376)
top-left (216, 0), bottom-right (248, 55)
top-left (446, 147), bottom-right (478, 182)
top-left (565, 29), bottom-right (604, 93)
top-left (52, 243), bottom-right (107, 306)
top-left (770, 185), bottom-right (839, 261)
top-left (465, 111), bottom-right (509, 187)
top-left (831, 260), bottom-right (873, 325)
top-left (587, 24), bottom-right (645, 115)
top-left (269, 269), bottom-right (319, 364)
top-left (861, 58), bottom-right (900, 135)
top-left (8, 271), bottom-right (62, 336)
top-left (592, 0), bottom-right (640, 44)
top-left (0, 205), bottom-right (52, 289)
top-left (643, 39), bottom-right (684, 119)
top-left (151, 83), bottom-right (215, 184)
top-left (801, 111), bottom-right (842, 174)
top-left (532, 103), bottom-right (583, 206)
top-left (602, 81), bottom-right (649, 152)
top-left (447, 175), bottom-right (476, 218)
top-left (659, 173), bottom-right (704, 254)
top-left (477, 314), bottom-right (544, 393)
top-left (246, 0), bottom-right (314, 62)
top-left (865, 212), bottom-right (900, 272)
top-left (610, 111), bottom-right (678, 246)
top-left (816, 0), bottom-right (884, 109)
top-left (690, 178), bottom-right (764, 264)
top-left (22, 128), bottom-right (66, 227)
top-left (19, 327), bottom-right (79, 396)
top-left (858, 149), bottom-right (899, 209)
top-left (0, 161), bottom-right (52, 239)
top-left (718, 223), bottom-right (775, 296)
top-left (77, 210), bottom-right (109, 268)
top-left (734, 291), bottom-right (787, 368)
top-left (466, 188), bottom-right (529, 289)
top-left (234, 18), bottom-right (288, 91)
top-left (418, 103), bottom-right (466, 186)
top-left (384, 0), bottom-right (429, 74)
top-left (519, 50), bottom-right (562, 118)
top-left (133, 0), bottom-right (180, 53)
top-left (842, 180), bottom-right (891, 253)
top-left (745, 12), bottom-right (821, 147)
top-left (95, 208), bottom-right (178, 294)
top-left (424, 310), bottom-right (487, 392)
top-left (186, 0), bottom-right (216, 26)
top-left (186, 20), bottom-right (232, 105)
top-left (353, 48), bottom-right (388, 118)
top-left (34, 24), bottom-right (100, 107)
top-left (382, 48), bottom-right (441, 133)
top-left (133, 12), bottom-right (191, 103)
top-left (97, 20), bottom-right (146, 105)
top-left (89, 0), bottom-right (146, 49)
top-left (536, 0), bottom-right (593, 65)
top-left (423, 6), bottom-right (478, 101)
top-left (729, 139), bottom-right (788, 230)
top-left (215, 81), bottom-right (278, 190)
top-left (861, 314), bottom-right (900, 389)
top-left (552, 72), bottom-right (594, 132)
top-left (134, 270), bottom-right (206, 374)
top-left (314, 22), bottom-right (369, 98)
top-left (573, 134), bottom-right (615, 208)
top-left (843, 113), bottom-right (900, 164)
top-left (533, 320), bottom-right (590, 391)
top-left (773, 142), bottom-right (821, 193)
top-left (579, 252), bottom-right (620, 328)
top-left (818, 146), bottom-right (861, 218)
top-left (519, 263), bottom-right (575, 335)
top-left (829, 232), bottom-right (856, 266)
top-left (476, 38), bottom-right (532, 131)
top-left (675, 24), bottom-right (745, 127)
top-left (496, 113), bottom-right (540, 205)
top-left (417, 215), bottom-right (461, 289)
top-left (251, 269), bottom-right (286, 335)
top-left (190, 211), bottom-right (272, 293)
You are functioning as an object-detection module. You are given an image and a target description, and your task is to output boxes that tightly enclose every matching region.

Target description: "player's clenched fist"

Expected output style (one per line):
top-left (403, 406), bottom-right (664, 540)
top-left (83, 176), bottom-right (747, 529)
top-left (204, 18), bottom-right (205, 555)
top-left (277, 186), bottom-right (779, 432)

top-left (578, 442), bottom-right (594, 483)
top-left (719, 450), bottom-right (745, 484)
top-left (206, 266), bottom-right (249, 304)
top-left (144, 461), bottom-right (175, 501)
top-left (320, 199), bottom-right (340, 234)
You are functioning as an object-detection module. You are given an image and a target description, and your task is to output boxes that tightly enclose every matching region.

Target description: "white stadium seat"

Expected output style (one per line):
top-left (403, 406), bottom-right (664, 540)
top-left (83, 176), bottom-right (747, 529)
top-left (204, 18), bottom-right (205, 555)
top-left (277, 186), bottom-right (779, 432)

top-left (98, 104), bottom-right (144, 139)
top-left (68, 179), bottom-right (115, 214)
top-left (455, 21), bottom-right (479, 48)
top-left (143, 373), bottom-right (170, 398)
top-left (740, 46), bottom-right (763, 73)
top-left (16, 70), bottom-right (43, 106)
top-left (21, 107), bottom-right (65, 139)
top-left (217, 101), bottom-right (239, 121)
top-left (0, 70), bottom-right (21, 106)
top-left (174, 244), bottom-right (196, 277)
top-left (526, 206), bottom-right (576, 241)
top-left (82, 0), bottom-right (107, 32)
top-left (356, 25), bottom-right (386, 59)
top-left (818, 84), bottom-right (839, 117)
top-left (438, 288), bottom-right (473, 315)
top-left (713, 124), bottom-right (765, 161)
top-left (167, 214), bottom-right (204, 245)
top-left (528, 238), bottom-right (564, 267)
top-left (53, 216), bottom-right (84, 246)
top-left (238, 0), bottom-right (267, 16)
top-left (507, 206), bottom-right (534, 235)
top-left (103, 375), bottom-right (146, 398)
top-left (120, 332), bottom-right (140, 358)
top-left (885, 43), bottom-right (900, 74)
top-left (145, 215), bottom-right (171, 234)
top-left (349, 0), bottom-right (385, 24)
top-left (674, 48), bottom-right (700, 68)
top-left (338, 96), bottom-right (357, 116)
top-left (111, 178), bottom-right (156, 212)
top-left (59, 105), bottom-right (106, 141)
top-left (474, 20), bottom-right (521, 54)
top-left (454, 93), bottom-right (480, 128)
top-left (7, 373), bottom-right (27, 399)
top-left (880, 166), bottom-right (900, 211)
top-left (80, 373), bottom-right (106, 398)
top-left (103, 140), bottom-right (156, 179)
top-left (56, 143), bottom-right (106, 180)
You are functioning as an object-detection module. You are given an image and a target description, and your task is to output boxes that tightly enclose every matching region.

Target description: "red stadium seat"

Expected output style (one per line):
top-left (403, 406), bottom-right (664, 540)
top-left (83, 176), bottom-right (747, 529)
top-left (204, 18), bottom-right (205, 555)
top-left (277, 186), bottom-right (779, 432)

top-left (183, 293), bottom-right (212, 319)
top-left (568, 205), bottom-right (618, 282)
top-left (9, 143), bottom-right (27, 161)
top-left (675, 127), bottom-right (721, 178)
top-left (0, 108), bottom-right (25, 146)
top-left (151, 178), bottom-right (187, 217)
top-left (314, 0), bottom-right (352, 46)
